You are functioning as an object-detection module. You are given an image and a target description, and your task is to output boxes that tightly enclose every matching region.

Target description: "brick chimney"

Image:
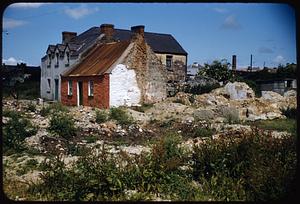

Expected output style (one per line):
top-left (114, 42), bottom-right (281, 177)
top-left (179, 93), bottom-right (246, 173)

top-left (232, 55), bottom-right (237, 71)
top-left (100, 24), bottom-right (114, 42)
top-left (62, 31), bottom-right (77, 44)
top-left (131, 25), bottom-right (145, 38)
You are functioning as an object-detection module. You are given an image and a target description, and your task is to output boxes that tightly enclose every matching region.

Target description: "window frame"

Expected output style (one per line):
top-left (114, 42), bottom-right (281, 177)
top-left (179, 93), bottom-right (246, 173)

top-left (55, 53), bottom-right (59, 68)
top-left (68, 80), bottom-right (73, 96)
top-left (88, 80), bottom-right (94, 97)
top-left (166, 55), bottom-right (173, 69)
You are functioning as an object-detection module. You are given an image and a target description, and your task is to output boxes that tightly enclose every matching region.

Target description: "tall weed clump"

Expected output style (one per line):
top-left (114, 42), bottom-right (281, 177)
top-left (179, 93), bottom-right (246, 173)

top-left (3, 113), bottom-right (37, 154)
top-left (95, 109), bottom-right (109, 123)
top-left (109, 107), bottom-right (133, 125)
top-left (48, 112), bottom-right (77, 139)
top-left (192, 129), bottom-right (296, 201)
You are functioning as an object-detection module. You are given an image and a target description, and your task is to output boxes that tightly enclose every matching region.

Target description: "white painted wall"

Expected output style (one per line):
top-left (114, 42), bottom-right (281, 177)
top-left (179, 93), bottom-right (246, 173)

top-left (109, 64), bottom-right (141, 107)
top-left (40, 50), bottom-right (78, 101)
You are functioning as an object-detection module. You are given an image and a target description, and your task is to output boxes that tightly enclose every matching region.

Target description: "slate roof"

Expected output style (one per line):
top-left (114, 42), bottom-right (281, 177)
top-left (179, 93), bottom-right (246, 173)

top-left (44, 26), bottom-right (187, 59)
top-left (62, 41), bottom-right (130, 77)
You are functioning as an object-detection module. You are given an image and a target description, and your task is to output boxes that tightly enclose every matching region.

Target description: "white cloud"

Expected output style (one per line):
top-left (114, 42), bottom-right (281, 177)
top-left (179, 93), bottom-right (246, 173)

top-left (273, 55), bottom-right (285, 64)
top-left (3, 18), bottom-right (27, 29)
top-left (213, 7), bottom-right (228, 13)
top-left (9, 3), bottom-right (46, 9)
top-left (2, 57), bottom-right (25, 65)
top-left (221, 15), bottom-right (242, 30)
top-left (64, 5), bottom-right (99, 20)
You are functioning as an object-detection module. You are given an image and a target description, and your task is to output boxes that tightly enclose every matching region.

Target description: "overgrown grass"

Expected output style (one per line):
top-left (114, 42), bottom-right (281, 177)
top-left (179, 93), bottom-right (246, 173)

top-left (246, 119), bottom-right (296, 135)
top-left (40, 102), bottom-right (69, 117)
top-left (4, 128), bottom-right (296, 201)
top-left (192, 128), bottom-right (296, 201)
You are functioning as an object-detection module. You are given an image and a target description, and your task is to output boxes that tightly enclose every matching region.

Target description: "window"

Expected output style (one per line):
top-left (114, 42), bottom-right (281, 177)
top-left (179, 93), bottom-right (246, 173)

top-left (47, 54), bottom-right (51, 67)
top-left (68, 80), bottom-right (73, 96)
top-left (55, 53), bottom-right (59, 67)
top-left (65, 52), bottom-right (70, 66)
top-left (47, 79), bottom-right (51, 88)
top-left (88, 80), bottom-right (94, 96)
top-left (166, 55), bottom-right (173, 69)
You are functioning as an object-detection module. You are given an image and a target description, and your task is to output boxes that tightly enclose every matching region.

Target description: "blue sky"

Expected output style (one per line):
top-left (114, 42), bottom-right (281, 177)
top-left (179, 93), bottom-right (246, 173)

top-left (2, 2), bottom-right (297, 69)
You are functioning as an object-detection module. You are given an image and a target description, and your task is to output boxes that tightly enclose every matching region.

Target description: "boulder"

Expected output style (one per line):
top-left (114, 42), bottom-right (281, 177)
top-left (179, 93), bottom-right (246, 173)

top-left (284, 90), bottom-right (296, 98)
top-left (212, 82), bottom-right (255, 100)
top-left (261, 91), bottom-right (284, 102)
top-left (193, 108), bottom-right (215, 121)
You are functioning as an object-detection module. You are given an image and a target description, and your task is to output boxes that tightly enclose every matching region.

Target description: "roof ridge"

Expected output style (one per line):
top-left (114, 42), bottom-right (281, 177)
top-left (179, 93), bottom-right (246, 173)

top-left (114, 28), bottom-right (172, 36)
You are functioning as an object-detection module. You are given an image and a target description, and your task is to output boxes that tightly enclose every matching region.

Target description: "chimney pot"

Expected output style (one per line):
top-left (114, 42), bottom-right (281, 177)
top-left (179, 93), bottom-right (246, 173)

top-left (62, 31), bottom-right (77, 44)
top-left (131, 25), bottom-right (145, 37)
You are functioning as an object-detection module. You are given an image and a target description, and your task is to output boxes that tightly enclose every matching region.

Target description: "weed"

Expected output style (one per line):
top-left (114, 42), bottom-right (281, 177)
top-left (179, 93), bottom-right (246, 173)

top-left (194, 127), bottom-right (214, 138)
top-left (40, 106), bottom-right (51, 117)
top-left (27, 102), bottom-right (36, 112)
top-left (95, 109), bottom-right (109, 123)
top-left (109, 107), bottom-right (134, 125)
top-left (48, 112), bottom-right (77, 139)
top-left (2, 109), bottom-right (22, 118)
top-left (3, 114), bottom-right (38, 154)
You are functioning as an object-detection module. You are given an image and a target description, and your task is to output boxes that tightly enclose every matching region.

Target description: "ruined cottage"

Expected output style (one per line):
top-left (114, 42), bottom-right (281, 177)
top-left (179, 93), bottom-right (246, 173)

top-left (40, 24), bottom-right (187, 103)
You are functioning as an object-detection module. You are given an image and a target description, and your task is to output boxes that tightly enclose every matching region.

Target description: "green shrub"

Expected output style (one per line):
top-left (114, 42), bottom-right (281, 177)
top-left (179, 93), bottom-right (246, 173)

top-left (48, 102), bottom-right (69, 113)
top-left (109, 107), bottom-right (133, 125)
top-left (2, 109), bottom-right (22, 118)
top-left (194, 127), bottom-right (214, 138)
top-left (27, 102), bottom-right (36, 112)
top-left (85, 135), bottom-right (98, 144)
top-left (48, 112), bottom-right (77, 139)
top-left (184, 83), bottom-right (220, 95)
top-left (3, 114), bottom-right (37, 154)
top-left (95, 109), bottom-right (108, 123)
top-left (40, 106), bottom-right (51, 117)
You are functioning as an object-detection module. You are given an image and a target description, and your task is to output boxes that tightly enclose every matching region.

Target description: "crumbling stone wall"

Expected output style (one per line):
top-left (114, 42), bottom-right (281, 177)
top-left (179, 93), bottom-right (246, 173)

top-left (124, 35), bottom-right (167, 104)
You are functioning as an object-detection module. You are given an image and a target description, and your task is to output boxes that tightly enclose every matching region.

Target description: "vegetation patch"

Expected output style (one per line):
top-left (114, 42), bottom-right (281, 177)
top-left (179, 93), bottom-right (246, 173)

top-left (95, 109), bottom-right (109, 123)
top-left (48, 112), bottom-right (77, 139)
top-left (109, 107), bottom-right (134, 125)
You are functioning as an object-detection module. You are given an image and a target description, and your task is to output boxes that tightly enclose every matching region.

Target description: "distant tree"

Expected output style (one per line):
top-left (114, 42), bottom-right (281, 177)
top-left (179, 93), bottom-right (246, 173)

top-left (197, 59), bottom-right (233, 83)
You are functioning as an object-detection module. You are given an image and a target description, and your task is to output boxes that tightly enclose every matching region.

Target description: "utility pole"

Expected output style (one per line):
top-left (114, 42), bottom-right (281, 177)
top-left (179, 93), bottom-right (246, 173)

top-left (250, 54), bottom-right (252, 72)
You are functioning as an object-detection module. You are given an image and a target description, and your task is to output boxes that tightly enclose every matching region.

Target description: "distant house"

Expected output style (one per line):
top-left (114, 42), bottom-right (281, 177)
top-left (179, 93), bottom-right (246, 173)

top-left (187, 62), bottom-right (202, 80)
top-left (60, 24), bottom-right (167, 108)
top-left (257, 78), bottom-right (297, 95)
top-left (40, 24), bottom-right (187, 102)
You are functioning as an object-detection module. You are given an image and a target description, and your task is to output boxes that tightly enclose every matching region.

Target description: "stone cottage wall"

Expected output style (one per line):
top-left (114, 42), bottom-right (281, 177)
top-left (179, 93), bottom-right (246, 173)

top-left (124, 35), bottom-right (167, 104)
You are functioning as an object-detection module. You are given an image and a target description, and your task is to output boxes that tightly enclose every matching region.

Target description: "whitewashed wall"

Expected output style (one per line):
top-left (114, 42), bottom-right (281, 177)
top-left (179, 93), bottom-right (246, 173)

top-left (40, 52), bottom-right (77, 101)
top-left (109, 64), bottom-right (141, 107)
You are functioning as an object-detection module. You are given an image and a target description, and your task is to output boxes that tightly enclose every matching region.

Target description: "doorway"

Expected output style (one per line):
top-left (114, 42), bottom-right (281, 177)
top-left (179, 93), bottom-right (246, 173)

top-left (54, 79), bottom-right (59, 101)
top-left (77, 81), bottom-right (83, 106)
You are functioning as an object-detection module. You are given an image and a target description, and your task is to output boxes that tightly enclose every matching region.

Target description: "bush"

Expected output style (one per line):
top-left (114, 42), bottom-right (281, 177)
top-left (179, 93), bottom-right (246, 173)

top-left (194, 127), bottom-right (214, 138)
top-left (109, 107), bottom-right (134, 125)
top-left (40, 106), bottom-right (51, 117)
top-left (27, 102), bottom-right (36, 112)
top-left (3, 114), bottom-right (37, 154)
top-left (184, 83), bottom-right (220, 95)
top-left (48, 112), bottom-right (77, 139)
top-left (2, 109), bottom-right (22, 118)
top-left (49, 102), bottom-right (69, 113)
top-left (95, 110), bottom-right (109, 123)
